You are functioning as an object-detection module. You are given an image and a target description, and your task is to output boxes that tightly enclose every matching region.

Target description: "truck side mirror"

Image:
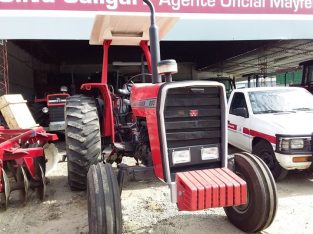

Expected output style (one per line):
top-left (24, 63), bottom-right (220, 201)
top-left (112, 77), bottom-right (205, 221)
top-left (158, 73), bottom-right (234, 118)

top-left (233, 107), bottom-right (249, 118)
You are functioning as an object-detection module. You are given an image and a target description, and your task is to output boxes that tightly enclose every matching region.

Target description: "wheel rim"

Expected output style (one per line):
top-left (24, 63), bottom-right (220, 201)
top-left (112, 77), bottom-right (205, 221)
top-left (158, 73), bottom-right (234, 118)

top-left (233, 192), bottom-right (250, 213)
top-left (232, 172), bottom-right (250, 213)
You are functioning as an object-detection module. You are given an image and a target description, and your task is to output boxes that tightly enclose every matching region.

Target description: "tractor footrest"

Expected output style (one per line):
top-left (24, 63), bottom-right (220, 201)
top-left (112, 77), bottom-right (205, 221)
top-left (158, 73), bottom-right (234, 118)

top-left (176, 168), bottom-right (247, 211)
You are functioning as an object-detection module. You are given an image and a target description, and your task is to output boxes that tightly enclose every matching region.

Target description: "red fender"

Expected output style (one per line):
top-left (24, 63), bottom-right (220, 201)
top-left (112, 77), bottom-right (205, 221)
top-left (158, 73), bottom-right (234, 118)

top-left (81, 83), bottom-right (115, 142)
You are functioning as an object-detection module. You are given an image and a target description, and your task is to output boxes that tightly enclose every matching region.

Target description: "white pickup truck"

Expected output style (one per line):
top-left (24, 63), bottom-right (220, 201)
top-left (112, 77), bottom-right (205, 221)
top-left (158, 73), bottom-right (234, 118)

top-left (228, 87), bottom-right (313, 180)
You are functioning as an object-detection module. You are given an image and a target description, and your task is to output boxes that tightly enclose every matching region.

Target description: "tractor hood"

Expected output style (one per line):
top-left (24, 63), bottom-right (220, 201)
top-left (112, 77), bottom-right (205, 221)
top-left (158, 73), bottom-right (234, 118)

top-left (255, 112), bottom-right (313, 135)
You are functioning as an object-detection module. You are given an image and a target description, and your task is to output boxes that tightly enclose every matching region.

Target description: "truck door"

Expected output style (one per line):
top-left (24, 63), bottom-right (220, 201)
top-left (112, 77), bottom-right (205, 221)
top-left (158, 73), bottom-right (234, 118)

top-left (228, 92), bottom-right (251, 151)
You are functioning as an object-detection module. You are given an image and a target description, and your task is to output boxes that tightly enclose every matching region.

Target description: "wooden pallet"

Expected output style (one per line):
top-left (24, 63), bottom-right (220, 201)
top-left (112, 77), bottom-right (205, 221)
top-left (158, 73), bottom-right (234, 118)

top-left (0, 94), bottom-right (38, 129)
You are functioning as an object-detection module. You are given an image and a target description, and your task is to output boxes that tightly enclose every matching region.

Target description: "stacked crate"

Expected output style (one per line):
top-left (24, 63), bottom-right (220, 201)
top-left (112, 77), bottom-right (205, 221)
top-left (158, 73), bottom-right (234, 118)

top-left (0, 94), bottom-right (38, 129)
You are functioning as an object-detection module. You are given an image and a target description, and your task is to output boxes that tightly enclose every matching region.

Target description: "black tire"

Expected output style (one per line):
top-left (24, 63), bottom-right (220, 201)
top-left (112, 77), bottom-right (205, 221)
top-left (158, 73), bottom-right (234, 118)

top-left (240, 152), bottom-right (278, 229)
top-left (29, 102), bottom-right (49, 127)
top-left (87, 163), bottom-right (122, 234)
top-left (65, 95), bottom-right (101, 191)
top-left (253, 140), bottom-right (288, 180)
top-left (224, 152), bottom-right (278, 233)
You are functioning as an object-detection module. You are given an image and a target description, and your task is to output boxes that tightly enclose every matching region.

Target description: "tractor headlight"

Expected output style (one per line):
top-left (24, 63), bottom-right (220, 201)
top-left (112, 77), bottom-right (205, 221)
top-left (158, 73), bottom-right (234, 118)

top-left (290, 139), bottom-right (304, 149)
top-left (42, 107), bottom-right (49, 113)
top-left (172, 150), bottom-right (191, 165)
top-left (201, 147), bottom-right (219, 160)
top-left (60, 86), bottom-right (68, 92)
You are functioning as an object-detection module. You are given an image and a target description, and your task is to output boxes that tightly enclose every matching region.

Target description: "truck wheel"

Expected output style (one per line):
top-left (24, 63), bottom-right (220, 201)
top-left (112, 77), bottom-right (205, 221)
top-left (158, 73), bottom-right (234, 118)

top-left (224, 152), bottom-right (277, 233)
top-left (65, 95), bottom-right (101, 191)
top-left (87, 163), bottom-right (122, 234)
top-left (253, 140), bottom-right (288, 180)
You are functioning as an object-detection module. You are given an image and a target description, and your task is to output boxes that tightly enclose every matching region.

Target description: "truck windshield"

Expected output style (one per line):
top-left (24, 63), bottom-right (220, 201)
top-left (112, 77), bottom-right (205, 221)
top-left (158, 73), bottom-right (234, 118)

top-left (248, 89), bottom-right (313, 114)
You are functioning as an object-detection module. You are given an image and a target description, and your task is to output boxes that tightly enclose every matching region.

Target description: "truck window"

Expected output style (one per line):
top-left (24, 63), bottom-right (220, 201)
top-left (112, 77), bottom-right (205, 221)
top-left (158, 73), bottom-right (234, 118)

top-left (230, 93), bottom-right (247, 115)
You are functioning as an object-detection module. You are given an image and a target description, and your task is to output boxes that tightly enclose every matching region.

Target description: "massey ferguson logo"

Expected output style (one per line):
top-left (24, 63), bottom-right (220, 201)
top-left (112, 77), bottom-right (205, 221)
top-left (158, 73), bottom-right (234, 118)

top-left (189, 109), bottom-right (199, 117)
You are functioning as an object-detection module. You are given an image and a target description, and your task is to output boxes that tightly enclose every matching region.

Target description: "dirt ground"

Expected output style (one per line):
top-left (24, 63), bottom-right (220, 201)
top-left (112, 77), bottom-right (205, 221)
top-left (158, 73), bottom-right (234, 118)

top-left (0, 141), bottom-right (313, 234)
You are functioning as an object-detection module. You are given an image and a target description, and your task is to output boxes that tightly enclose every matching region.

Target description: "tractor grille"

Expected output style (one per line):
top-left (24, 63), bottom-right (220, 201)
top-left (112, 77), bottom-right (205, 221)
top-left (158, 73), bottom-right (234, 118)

top-left (164, 86), bottom-right (221, 149)
top-left (49, 106), bottom-right (65, 122)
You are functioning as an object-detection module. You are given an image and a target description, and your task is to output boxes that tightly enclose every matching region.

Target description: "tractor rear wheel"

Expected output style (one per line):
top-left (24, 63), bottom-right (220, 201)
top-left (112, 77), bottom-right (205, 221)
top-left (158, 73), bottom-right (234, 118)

top-left (65, 95), bottom-right (101, 191)
top-left (224, 152), bottom-right (277, 233)
top-left (87, 163), bottom-right (122, 234)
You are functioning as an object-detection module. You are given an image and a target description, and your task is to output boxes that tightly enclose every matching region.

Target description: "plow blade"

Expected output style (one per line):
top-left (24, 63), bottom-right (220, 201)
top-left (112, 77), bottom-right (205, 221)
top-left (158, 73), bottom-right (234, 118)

top-left (16, 166), bottom-right (30, 205)
top-left (1, 164), bottom-right (47, 208)
top-left (0, 169), bottom-right (10, 209)
top-left (44, 143), bottom-right (59, 175)
top-left (176, 168), bottom-right (247, 211)
top-left (37, 164), bottom-right (46, 201)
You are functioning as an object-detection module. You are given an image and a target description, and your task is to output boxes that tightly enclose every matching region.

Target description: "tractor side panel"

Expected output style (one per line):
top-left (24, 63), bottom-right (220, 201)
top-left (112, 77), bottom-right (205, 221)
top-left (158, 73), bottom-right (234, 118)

top-left (145, 108), bottom-right (164, 180)
top-left (131, 84), bottom-right (161, 117)
top-left (131, 84), bottom-right (165, 180)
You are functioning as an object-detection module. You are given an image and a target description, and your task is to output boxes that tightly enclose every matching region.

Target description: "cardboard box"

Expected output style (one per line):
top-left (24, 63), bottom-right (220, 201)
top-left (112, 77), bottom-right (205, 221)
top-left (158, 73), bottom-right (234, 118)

top-left (0, 94), bottom-right (38, 129)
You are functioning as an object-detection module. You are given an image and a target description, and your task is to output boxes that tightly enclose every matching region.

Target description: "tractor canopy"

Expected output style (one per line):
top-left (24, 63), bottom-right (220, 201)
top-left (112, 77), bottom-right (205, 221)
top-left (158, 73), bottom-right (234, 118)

top-left (89, 15), bottom-right (178, 46)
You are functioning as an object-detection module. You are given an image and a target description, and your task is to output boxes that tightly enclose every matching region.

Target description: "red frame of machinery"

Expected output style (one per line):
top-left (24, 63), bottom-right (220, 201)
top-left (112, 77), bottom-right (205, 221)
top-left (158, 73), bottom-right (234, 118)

top-left (0, 127), bottom-right (58, 192)
top-left (80, 40), bottom-right (152, 140)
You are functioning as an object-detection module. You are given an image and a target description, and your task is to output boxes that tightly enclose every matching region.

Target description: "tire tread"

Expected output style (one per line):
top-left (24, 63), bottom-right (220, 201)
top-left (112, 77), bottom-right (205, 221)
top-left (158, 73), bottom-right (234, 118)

top-left (224, 152), bottom-right (278, 233)
top-left (87, 163), bottom-right (122, 234)
top-left (65, 95), bottom-right (101, 191)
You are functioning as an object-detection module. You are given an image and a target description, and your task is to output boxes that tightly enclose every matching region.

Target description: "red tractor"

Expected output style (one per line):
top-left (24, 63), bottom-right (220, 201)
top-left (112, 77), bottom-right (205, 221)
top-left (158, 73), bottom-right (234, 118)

top-left (65, 1), bottom-right (277, 233)
top-left (31, 86), bottom-right (70, 132)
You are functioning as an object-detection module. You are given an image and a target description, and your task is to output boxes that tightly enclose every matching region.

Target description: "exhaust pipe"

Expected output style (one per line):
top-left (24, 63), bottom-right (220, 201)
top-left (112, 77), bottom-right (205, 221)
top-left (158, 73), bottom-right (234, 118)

top-left (143, 0), bottom-right (161, 84)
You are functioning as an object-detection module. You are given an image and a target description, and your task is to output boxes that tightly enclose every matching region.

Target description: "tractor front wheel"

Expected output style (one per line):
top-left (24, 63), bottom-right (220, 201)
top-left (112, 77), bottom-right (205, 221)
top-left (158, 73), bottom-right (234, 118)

top-left (65, 95), bottom-right (101, 190)
top-left (224, 152), bottom-right (277, 233)
top-left (87, 163), bottom-right (122, 234)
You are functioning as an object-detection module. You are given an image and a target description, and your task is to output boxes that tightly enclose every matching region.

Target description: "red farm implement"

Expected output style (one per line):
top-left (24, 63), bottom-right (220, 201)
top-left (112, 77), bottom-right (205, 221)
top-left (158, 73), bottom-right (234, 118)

top-left (64, 0), bottom-right (278, 233)
top-left (0, 126), bottom-right (58, 209)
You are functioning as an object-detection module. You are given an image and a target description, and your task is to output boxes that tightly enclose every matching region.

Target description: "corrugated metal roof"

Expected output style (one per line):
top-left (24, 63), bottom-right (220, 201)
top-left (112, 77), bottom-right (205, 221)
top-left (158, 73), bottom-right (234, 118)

top-left (199, 40), bottom-right (313, 79)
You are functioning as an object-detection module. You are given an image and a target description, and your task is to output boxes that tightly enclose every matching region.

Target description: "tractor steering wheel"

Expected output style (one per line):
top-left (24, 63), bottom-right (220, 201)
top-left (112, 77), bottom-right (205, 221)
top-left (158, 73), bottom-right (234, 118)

top-left (126, 82), bottom-right (134, 92)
